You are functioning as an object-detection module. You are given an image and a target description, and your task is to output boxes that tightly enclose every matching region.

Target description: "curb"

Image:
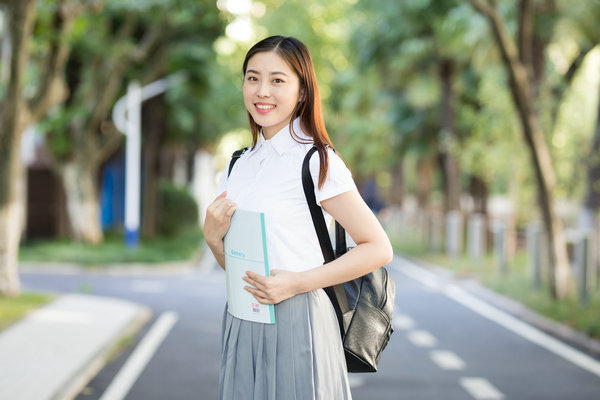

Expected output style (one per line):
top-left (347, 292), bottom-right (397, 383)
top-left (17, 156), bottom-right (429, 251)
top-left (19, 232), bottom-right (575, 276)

top-left (404, 255), bottom-right (600, 360)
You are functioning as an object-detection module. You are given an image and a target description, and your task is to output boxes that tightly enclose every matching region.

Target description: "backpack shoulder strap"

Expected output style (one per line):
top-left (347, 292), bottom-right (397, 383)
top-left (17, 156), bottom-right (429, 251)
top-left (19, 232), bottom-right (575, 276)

top-left (228, 147), bottom-right (249, 177)
top-left (301, 146), bottom-right (350, 331)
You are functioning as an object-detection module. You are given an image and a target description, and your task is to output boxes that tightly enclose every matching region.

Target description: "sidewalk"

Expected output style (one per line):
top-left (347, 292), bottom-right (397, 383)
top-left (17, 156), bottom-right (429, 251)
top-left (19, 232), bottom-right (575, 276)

top-left (0, 293), bottom-right (150, 400)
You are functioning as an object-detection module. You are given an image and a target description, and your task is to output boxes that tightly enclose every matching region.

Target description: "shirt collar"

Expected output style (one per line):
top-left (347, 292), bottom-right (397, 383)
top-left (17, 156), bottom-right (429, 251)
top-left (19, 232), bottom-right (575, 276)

top-left (250, 118), bottom-right (311, 157)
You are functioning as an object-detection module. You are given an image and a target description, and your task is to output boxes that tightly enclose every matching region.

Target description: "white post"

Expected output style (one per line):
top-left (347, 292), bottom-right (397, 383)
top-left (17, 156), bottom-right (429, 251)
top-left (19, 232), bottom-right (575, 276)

top-left (467, 213), bottom-right (485, 260)
top-left (574, 230), bottom-right (595, 304)
top-left (429, 212), bottom-right (443, 252)
top-left (124, 81), bottom-right (142, 248)
top-left (491, 219), bottom-right (507, 274)
top-left (112, 72), bottom-right (187, 248)
top-left (446, 211), bottom-right (462, 257)
top-left (527, 221), bottom-right (542, 289)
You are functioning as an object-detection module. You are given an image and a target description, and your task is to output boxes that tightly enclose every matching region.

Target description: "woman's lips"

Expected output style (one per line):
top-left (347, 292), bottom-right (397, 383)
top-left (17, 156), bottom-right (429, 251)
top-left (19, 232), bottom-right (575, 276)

top-left (255, 103), bottom-right (276, 114)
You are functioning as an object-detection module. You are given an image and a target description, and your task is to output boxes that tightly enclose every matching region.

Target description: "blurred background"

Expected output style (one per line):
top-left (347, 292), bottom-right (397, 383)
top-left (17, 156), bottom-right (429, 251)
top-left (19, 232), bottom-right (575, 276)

top-left (1, 0), bottom-right (600, 399)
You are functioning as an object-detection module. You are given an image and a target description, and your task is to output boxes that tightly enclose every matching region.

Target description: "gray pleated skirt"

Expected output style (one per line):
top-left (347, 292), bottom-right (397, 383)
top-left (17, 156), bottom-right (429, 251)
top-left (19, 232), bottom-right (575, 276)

top-left (219, 289), bottom-right (352, 400)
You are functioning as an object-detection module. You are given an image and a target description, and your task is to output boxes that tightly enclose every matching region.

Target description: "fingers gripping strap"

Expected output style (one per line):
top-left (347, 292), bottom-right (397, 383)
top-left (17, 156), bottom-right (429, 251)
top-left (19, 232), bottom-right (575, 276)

top-left (301, 147), bottom-right (351, 323)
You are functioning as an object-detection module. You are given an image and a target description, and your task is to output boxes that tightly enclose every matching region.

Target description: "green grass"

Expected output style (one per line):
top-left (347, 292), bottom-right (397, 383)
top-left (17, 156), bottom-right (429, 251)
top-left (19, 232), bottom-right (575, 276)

top-left (392, 236), bottom-right (600, 340)
top-left (19, 228), bottom-right (204, 267)
top-left (0, 292), bottom-right (55, 331)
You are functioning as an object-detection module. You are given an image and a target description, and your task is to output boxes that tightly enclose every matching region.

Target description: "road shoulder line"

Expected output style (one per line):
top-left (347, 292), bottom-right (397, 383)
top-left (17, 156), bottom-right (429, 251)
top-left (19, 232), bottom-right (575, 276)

top-left (99, 311), bottom-right (179, 400)
top-left (393, 257), bottom-right (600, 378)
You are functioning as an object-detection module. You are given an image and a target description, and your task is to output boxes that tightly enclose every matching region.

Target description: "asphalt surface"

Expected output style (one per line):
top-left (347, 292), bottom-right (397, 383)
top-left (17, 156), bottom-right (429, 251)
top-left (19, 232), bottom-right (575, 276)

top-left (19, 256), bottom-right (600, 400)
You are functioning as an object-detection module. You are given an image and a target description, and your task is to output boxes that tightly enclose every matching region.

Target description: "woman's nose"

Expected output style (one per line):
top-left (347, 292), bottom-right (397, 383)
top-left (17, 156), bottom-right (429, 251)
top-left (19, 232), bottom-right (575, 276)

top-left (257, 81), bottom-right (270, 97)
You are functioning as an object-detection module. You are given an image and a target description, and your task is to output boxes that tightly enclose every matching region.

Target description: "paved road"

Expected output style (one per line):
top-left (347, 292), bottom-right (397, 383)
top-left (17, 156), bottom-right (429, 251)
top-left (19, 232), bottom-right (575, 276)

top-left (20, 257), bottom-right (600, 399)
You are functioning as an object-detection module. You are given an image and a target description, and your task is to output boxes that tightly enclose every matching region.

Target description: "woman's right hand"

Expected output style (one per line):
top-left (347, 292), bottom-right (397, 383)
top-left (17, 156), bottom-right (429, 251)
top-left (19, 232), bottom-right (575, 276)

top-left (203, 191), bottom-right (237, 247)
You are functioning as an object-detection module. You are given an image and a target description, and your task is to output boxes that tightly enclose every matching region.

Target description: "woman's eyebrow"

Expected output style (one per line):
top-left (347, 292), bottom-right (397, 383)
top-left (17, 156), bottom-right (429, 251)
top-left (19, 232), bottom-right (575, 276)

top-left (246, 69), bottom-right (288, 76)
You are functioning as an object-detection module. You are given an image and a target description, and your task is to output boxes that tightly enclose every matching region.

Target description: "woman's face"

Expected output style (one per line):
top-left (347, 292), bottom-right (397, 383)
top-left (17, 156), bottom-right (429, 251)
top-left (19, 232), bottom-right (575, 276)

top-left (243, 51), bottom-right (302, 139)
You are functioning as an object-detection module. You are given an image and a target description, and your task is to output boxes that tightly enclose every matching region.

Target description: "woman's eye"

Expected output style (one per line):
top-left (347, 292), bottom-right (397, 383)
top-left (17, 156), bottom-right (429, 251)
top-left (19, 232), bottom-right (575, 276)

top-left (247, 76), bottom-right (258, 81)
top-left (273, 78), bottom-right (284, 84)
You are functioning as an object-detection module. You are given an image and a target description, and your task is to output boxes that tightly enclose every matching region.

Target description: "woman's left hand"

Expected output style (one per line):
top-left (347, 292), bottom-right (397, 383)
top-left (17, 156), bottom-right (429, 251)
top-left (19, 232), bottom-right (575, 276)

top-left (243, 269), bottom-right (301, 305)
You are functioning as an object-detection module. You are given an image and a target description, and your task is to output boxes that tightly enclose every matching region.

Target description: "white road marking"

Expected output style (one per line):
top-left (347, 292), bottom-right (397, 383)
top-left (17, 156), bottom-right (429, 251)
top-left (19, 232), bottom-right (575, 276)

top-left (130, 280), bottom-right (165, 293)
top-left (408, 330), bottom-right (437, 347)
top-left (393, 313), bottom-right (415, 330)
top-left (397, 261), bottom-right (442, 290)
top-left (460, 377), bottom-right (504, 399)
top-left (395, 258), bottom-right (600, 378)
top-left (430, 350), bottom-right (466, 370)
top-left (99, 311), bottom-right (179, 400)
top-left (348, 375), bottom-right (365, 389)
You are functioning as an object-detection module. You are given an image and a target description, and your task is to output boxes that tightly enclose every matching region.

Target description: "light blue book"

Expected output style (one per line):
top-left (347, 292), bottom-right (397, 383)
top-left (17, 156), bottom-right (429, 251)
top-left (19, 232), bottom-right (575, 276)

top-left (224, 209), bottom-right (276, 324)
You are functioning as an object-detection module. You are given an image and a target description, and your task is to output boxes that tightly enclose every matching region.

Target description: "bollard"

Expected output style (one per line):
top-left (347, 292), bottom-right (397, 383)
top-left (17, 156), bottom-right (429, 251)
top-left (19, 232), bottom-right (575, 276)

top-left (429, 213), bottom-right (443, 252)
top-left (467, 214), bottom-right (485, 260)
top-left (446, 211), bottom-right (463, 258)
top-left (491, 219), bottom-right (507, 274)
top-left (574, 230), bottom-right (594, 304)
top-left (383, 206), bottom-right (402, 242)
top-left (416, 211), bottom-right (428, 245)
top-left (527, 221), bottom-right (542, 290)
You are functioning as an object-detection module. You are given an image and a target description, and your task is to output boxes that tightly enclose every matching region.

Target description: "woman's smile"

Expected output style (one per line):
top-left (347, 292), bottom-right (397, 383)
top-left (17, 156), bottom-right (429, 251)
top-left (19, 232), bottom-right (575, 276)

top-left (255, 102), bottom-right (276, 114)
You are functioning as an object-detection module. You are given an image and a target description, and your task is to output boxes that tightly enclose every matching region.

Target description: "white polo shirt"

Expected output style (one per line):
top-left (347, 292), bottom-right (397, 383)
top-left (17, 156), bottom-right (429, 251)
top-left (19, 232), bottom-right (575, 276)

top-left (215, 118), bottom-right (357, 273)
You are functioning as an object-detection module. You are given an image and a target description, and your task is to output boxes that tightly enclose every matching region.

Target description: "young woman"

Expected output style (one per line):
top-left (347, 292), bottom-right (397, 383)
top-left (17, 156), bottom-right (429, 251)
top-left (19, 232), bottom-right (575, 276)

top-left (203, 36), bottom-right (393, 400)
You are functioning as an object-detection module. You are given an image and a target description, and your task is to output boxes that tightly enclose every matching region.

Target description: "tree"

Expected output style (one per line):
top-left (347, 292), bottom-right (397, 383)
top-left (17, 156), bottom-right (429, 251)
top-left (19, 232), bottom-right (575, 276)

top-left (560, 2), bottom-right (600, 231)
top-left (334, 1), bottom-right (491, 213)
top-left (468, 0), bottom-right (575, 299)
top-left (0, 0), bottom-right (99, 296)
top-left (41, 0), bottom-right (224, 243)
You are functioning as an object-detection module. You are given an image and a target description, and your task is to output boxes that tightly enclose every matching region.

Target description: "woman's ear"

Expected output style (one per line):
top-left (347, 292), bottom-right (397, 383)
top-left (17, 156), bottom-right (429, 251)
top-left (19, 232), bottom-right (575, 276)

top-left (299, 88), bottom-right (305, 103)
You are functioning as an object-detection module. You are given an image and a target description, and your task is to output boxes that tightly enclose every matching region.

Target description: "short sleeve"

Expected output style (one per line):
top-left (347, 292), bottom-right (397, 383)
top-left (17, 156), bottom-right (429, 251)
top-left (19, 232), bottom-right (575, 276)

top-left (309, 149), bottom-right (357, 205)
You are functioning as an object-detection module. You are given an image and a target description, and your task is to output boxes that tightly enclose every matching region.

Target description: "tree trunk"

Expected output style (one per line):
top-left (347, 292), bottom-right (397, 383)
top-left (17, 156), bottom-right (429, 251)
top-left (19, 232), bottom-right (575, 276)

top-left (0, 0), bottom-right (36, 296)
top-left (469, 175), bottom-right (488, 215)
top-left (141, 95), bottom-right (165, 238)
top-left (0, 133), bottom-right (25, 296)
top-left (468, 0), bottom-right (574, 300)
top-left (439, 152), bottom-right (461, 212)
top-left (388, 160), bottom-right (404, 206)
top-left (439, 58), bottom-right (461, 212)
top-left (58, 160), bottom-right (103, 243)
top-left (416, 155), bottom-right (434, 210)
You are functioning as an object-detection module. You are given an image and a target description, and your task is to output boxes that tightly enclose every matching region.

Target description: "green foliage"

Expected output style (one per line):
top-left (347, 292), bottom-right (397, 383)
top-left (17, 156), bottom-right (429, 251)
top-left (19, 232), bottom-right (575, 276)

top-left (34, 0), bottom-right (229, 162)
top-left (19, 228), bottom-right (203, 265)
top-left (157, 180), bottom-right (199, 236)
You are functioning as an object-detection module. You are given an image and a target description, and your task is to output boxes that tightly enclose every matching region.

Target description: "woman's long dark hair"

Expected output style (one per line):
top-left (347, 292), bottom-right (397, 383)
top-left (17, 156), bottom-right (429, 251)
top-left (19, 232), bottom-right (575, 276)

top-left (242, 36), bottom-right (333, 189)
